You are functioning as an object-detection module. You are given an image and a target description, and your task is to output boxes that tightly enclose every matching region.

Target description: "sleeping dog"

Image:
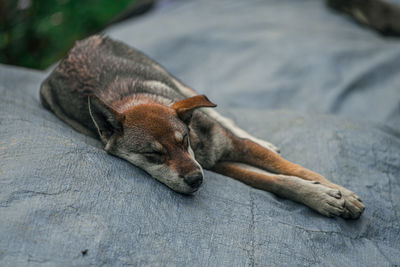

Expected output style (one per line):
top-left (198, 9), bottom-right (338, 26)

top-left (40, 35), bottom-right (365, 219)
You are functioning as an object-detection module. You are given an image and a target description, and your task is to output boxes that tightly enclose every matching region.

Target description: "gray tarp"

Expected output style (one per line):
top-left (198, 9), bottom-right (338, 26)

top-left (1, 0), bottom-right (399, 265)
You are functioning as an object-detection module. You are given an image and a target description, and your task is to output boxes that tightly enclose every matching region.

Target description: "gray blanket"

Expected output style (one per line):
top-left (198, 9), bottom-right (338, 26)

top-left (1, 0), bottom-right (399, 265)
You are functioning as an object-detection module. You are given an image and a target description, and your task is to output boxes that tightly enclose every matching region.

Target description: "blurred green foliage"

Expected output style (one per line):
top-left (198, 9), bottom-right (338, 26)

top-left (0, 0), bottom-right (136, 69)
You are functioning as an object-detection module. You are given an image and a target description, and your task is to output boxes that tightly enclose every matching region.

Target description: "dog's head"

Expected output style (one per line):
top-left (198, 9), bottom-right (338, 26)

top-left (88, 95), bottom-right (216, 194)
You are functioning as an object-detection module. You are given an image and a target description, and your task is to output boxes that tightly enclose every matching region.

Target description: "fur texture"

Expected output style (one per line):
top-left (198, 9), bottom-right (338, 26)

top-left (40, 35), bottom-right (365, 218)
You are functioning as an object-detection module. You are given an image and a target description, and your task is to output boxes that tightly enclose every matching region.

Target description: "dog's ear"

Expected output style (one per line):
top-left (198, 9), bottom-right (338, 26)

top-left (171, 95), bottom-right (216, 123)
top-left (88, 95), bottom-right (125, 143)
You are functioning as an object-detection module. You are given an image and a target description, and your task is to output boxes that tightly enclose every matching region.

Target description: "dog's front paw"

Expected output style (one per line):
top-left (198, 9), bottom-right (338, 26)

top-left (298, 181), bottom-right (346, 218)
top-left (338, 187), bottom-right (365, 219)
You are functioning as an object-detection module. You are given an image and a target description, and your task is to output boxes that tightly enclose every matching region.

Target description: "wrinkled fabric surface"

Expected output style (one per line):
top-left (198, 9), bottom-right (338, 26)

top-left (1, 0), bottom-right (400, 265)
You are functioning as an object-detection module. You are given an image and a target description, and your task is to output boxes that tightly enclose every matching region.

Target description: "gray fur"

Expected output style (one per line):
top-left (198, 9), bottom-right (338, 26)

top-left (40, 35), bottom-right (236, 170)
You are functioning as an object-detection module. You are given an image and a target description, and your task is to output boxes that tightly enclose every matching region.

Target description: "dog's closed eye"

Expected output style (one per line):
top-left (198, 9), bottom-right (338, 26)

top-left (142, 151), bottom-right (165, 164)
top-left (182, 134), bottom-right (189, 149)
top-left (142, 151), bottom-right (163, 156)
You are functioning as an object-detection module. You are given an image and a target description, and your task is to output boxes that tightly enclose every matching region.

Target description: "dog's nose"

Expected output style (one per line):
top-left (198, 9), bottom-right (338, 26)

top-left (183, 172), bottom-right (203, 188)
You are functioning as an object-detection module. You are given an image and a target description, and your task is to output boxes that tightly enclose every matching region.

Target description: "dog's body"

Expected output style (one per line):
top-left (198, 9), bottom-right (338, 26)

top-left (40, 35), bottom-right (364, 219)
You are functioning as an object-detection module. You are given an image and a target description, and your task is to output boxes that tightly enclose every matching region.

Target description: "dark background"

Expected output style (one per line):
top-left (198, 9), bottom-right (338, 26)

top-left (0, 0), bottom-right (154, 69)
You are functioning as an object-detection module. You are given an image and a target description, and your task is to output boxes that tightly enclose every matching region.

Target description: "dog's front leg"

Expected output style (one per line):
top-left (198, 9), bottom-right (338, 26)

top-left (221, 137), bottom-right (365, 219)
top-left (212, 162), bottom-right (346, 218)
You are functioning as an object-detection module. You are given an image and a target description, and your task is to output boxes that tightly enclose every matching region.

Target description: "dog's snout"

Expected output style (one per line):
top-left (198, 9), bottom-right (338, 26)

top-left (183, 172), bottom-right (203, 188)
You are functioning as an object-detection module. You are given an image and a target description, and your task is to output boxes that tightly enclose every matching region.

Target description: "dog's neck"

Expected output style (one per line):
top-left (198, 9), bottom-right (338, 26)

top-left (98, 76), bottom-right (179, 112)
top-left (111, 93), bottom-right (173, 113)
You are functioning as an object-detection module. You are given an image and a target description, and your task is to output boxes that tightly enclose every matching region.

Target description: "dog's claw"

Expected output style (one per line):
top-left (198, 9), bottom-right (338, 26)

top-left (338, 187), bottom-right (365, 219)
